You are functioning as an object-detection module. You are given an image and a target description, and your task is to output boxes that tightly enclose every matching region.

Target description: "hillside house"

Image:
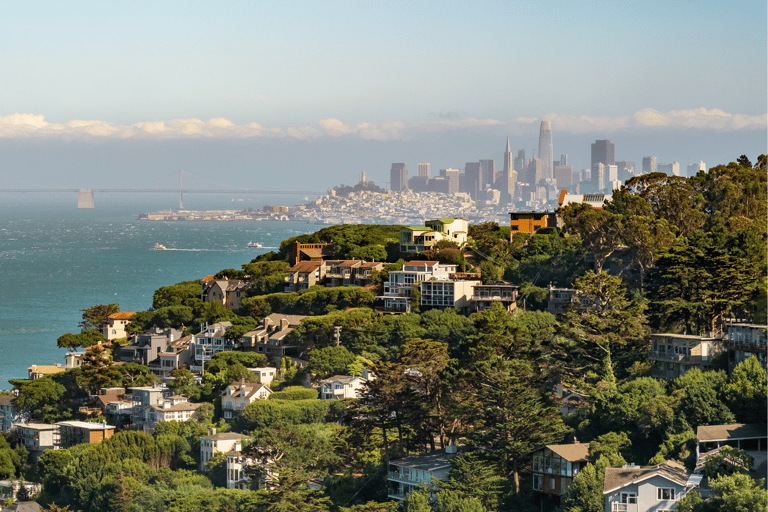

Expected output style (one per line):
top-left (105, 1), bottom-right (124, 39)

top-left (115, 327), bottom-right (182, 366)
top-left (200, 429), bottom-right (250, 468)
top-left (531, 442), bottom-right (589, 499)
top-left (648, 333), bottom-right (723, 379)
top-left (284, 261), bottom-right (324, 292)
top-left (723, 322), bottom-right (767, 371)
top-left (202, 279), bottom-right (249, 310)
top-left (387, 446), bottom-right (458, 501)
top-left (603, 460), bottom-right (701, 512)
top-left (240, 314), bottom-right (307, 364)
top-left (469, 283), bottom-right (519, 313)
top-left (221, 382), bottom-right (272, 419)
top-left (420, 279), bottom-right (481, 312)
top-left (103, 311), bottom-right (137, 341)
top-left (319, 375), bottom-right (368, 400)
top-left (399, 218), bottom-right (468, 254)
top-left (56, 420), bottom-right (115, 448)
top-left (509, 211), bottom-right (558, 236)
top-left (0, 397), bottom-right (16, 433)
top-left (27, 365), bottom-right (65, 380)
top-left (190, 322), bottom-right (234, 373)
top-left (380, 261), bottom-right (457, 312)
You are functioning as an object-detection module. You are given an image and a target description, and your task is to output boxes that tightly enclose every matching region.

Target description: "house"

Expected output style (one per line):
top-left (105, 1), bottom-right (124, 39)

top-left (115, 327), bottom-right (182, 366)
top-left (552, 382), bottom-right (589, 417)
top-left (13, 423), bottom-right (57, 456)
top-left (469, 283), bottom-right (519, 313)
top-left (152, 335), bottom-right (194, 380)
top-left (722, 322), bottom-right (767, 371)
top-left (387, 446), bottom-right (458, 501)
top-left (56, 420), bottom-right (114, 448)
top-left (509, 211), bottom-right (558, 236)
top-left (531, 442), bottom-right (589, 498)
top-left (696, 423), bottom-right (767, 457)
top-left (420, 279), bottom-right (481, 312)
top-left (0, 501), bottom-right (44, 512)
top-left (202, 279), bottom-right (249, 310)
top-left (27, 365), bottom-right (65, 380)
top-left (240, 314), bottom-right (307, 364)
top-left (380, 261), bottom-right (457, 312)
top-left (190, 322), bottom-right (234, 373)
top-left (200, 428), bottom-right (250, 468)
top-left (603, 460), bottom-right (701, 512)
top-left (0, 397), bottom-right (17, 433)
top-left (546, 285), bottom-right (596, 315)
top-left (128, 385), bottom-right (171, 430)
top-left (288, 241), bottom-right (335, 266)
top-left (352, 262), bottom-right (385, 287)
top-left (648, 333), bottom-right (723, 379)
top-left (144, 397), bottom-right (202, 432)
top-left (226, 449), bottom-right (254, 490)
top-left (248, 367), bottom-right (277, 386)
top-left (399, 218), bottom-right (468, 254)
top-left (284, 261), bottom-right (324, 292)
top-left (558, 190), bottom-right (611, 210)
top-left (324, 260), bottom-right (363, 287)
top-left (0, 480), bottom-right (41, 501)
top-left (103, 311), bottom-right (137, 341)
top-left (221, 382), bottom-right (272, 419)
top-left (319, 375), bottom-right (368, 400)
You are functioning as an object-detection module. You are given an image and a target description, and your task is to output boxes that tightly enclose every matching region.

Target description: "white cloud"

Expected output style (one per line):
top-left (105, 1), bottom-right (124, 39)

top-left (0, 108), bottom-right (764, 140)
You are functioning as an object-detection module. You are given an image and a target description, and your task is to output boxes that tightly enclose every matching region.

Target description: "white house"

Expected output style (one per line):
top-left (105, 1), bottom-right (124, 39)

top-left (200, 429), bottom-right (250, 468)
top-left (221, 382), bottom-right (272, 419)
top-left (603, 460), bottom-right (700, 512)
top-left (380, 261), bottom-right (457, 312)
top-left (319, 375), bottom-right (368, 400)
top-left (387, 446), bottom-right (458, 501)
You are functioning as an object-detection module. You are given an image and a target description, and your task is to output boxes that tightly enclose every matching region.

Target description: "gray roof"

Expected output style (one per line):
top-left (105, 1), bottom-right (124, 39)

top-left (202, 432), bottom-right (250, 442)
top-left (604, 461), bottom-right (689, 494)
top-left (697, 423), bottom-right (767, 442)
top-left (389, 449), bottom-right (456, 472)
top-left (1, 503), bottom-right (43, 512)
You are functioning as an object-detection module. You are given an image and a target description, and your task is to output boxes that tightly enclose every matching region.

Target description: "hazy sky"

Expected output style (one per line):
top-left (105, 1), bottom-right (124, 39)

top-left (1, 0), bottom-right (765, 190)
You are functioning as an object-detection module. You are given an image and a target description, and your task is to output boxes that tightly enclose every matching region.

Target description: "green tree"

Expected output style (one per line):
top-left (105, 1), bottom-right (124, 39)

top-left (307, 346), bottom-right (356, 380)
top-left (561, 457), bottom-right (608, 512)
top-left (707, 473), bottom-right (768, 512)
top-left (56, 330), bottom-right (104, 351)
top-left (14, 378), bottom-right (67, 422)
top-left (79, 303), bottom-right (120, 331)
top-left (723, 356), bottom-right (768, 423)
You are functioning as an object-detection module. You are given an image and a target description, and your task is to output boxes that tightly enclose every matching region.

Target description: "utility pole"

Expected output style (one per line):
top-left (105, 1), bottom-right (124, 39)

top-left (333, 326), bottom-right (342, 346)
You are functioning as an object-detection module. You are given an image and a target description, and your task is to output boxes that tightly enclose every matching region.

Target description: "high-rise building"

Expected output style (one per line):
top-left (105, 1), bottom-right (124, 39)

top-left (479, 159), bottom-right (495, 189)
top-left (538, 121), bottom-right (554, 181)
top-left (658, 162), bottom-right (680, 176)
top-left (554, 164), bottom-right (574, 189)
top-left (615, 161), bottom-right (635, 183)
top-left (687, 161), bottom-right (706, 177)
top-left (514, 149), bottom-right (527, 177)
top-left (418, 162), bottom-right (430, 178)
top-left (642, 156), bottom-right (657, 175)
top-left (390, 163), bottom-right (408, 192)
top-left (591, 140), bottom-right (615, 168)
top-left (497, 137), bottom-right (516, 203)
top-left (464, 162), bottom-right (482, 199)
top-left (439, 168), bottom-right (460, 194)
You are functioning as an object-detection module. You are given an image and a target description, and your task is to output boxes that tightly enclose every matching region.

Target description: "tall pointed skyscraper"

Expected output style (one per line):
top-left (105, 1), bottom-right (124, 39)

top-left (537, 121), bottom-right (553, 182)
top-left (498, 137), bottom-right (516, 203)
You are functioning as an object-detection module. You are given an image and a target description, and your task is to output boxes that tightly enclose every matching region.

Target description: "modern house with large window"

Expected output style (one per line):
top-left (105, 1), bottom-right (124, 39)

top-left (648, 333), bottom-right (723, 379)
top-left (399, 218), bottom-right (468, 254)
top-left (380, 261), bottom-right (457, 312)
top-left (531, 442), bottom-right (589, 500)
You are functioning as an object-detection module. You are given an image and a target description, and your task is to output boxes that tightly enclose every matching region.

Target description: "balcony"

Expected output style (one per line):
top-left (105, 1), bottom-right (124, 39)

top-left (723, 340), bottom-right (767, 352)
top-left (611, 503), bottom-right (637, 512)
top-left (648, 351), bottom-right (710, 365)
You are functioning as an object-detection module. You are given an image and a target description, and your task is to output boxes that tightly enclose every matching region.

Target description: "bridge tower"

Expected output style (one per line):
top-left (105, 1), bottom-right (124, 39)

top-left (77, 189), bottom-right (94, 209)
top-left (178, 170), bottom-right (184, 210)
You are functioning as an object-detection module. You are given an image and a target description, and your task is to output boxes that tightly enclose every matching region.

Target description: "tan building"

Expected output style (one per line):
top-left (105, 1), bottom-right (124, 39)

top-left (221, 382), bottom-right (272, 419)
top-left (509, 211), bottom-right (557, 236)
top-left (420, 279), bottom-right (481, 312)
top-left (56, 420), bottom-right (115, 448)
top-left (469, 283), bottom-right (519, 313)
top-left (14, 423), bottom-right (57, 454)
top-left (240, 313), bottom-right (307, 363)
top-left (27, 365), bottom-right (65, 380)
top-left (103, 311), bottom-right (137, 341)
top-left (284, 261), bottom-right (323, 292)
top-left (399, 218), bottom-right (468, 254)
top-left (202, 279), bottom-right (249, 310)
top-left (648, 333), bottom-right (723, 379)
top-left (200, 429), bottom-right (250, 468)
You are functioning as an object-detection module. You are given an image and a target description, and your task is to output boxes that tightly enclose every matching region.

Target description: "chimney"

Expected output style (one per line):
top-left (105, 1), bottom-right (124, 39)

top-left (209, 427), bottom-right (217, 436)
top-left (280, 318), bottom-right (289, 330)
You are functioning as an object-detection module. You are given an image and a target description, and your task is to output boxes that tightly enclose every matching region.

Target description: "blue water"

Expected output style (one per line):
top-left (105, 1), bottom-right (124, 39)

top-left (0, 193), bottom-right (317, 387)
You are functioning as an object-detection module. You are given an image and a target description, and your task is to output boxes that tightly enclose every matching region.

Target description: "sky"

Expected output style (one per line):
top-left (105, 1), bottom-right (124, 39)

top-left (0, 0), bottom-right (765, 191)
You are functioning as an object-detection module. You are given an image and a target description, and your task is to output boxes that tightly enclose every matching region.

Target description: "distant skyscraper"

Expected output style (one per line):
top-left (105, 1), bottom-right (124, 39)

top-left (479, 159), bottom-right (495, 189)
top-left (642, 156), bottom-right (657, 175)
top-left (687, 161), bottom-right (706, 177)
top-left (390, 163), bottom-right (408, 192)
top-left (464, 162), bottom-right (482, 199)
top-left (439, 168), bottom-right (460, 194)
top-left (658, 162), bottom-right (680, 176)
top-left (498, 137), bottom-right (516, 202)
top-left (554, 163), bottom-right (574, 189)
top-left (514, 149), bottom-right (527, 177)
top-left (418, 162), bottom-right (430, 178)
top-left (538, 121), bottom-right (553, 181)
top-left (591, 140), bottom-right (615, 168)
top-left (615, 161), bottom-right (635, 183)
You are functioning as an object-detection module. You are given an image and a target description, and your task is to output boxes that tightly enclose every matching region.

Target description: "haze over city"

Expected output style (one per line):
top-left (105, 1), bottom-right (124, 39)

top-left (1, 0), bottom-right (765, 191)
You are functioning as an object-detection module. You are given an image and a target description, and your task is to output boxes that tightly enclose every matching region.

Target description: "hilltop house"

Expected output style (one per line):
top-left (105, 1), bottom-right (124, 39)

top-left (399, 218), bottom-right (468, 254)
top-left (200, 428), bottom-right (250, 469)
top-left (319, 375), bottom-right (369, 400)
top-left (202, 278), bottom-right (250, 310)
top-left (284, 261), bottom-right (324, 292)
top-left (103, 311), bottom-right (137, 341)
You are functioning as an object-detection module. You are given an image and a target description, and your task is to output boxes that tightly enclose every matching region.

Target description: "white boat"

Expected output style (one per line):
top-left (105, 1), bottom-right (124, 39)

top-left (153, 243), bottom-right (167, 250)
top-left (247, 241), bottom-right (263, 248)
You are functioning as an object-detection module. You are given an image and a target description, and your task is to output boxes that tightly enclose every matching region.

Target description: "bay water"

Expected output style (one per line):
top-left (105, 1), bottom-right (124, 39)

top-left (0, 192), bottom-right (318, 387)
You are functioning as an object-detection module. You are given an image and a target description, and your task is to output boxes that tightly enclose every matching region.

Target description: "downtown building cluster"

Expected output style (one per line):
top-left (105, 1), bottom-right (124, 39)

top-left (388, 121), bottom-right (709, 211)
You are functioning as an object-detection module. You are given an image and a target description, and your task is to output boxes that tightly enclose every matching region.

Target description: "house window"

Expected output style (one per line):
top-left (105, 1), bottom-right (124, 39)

top-left (657, 488), bottom-right (676, 500)
top-left (532, 474), bottom-right (543, 491)
top-left (620, 493), bottom-right (637, 504)
top-left (549, 477), bottom-right (555, 489)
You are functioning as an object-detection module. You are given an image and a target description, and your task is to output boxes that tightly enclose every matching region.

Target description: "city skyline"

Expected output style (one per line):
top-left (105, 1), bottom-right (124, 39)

top-left (0, 1), bottom-right (765, 191)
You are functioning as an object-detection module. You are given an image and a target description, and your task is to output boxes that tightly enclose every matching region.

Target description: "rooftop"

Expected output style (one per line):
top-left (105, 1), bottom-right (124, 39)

top-left (697, 423), bottom-right (768, 442)
top-left (389, 448), bottom-right (457, 471)
top-left (603, 460), bottom-right (689, 494)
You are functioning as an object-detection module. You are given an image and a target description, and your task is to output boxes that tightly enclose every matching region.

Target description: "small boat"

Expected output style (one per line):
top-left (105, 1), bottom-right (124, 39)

top-left (153, 243), bottom-right (167, 250)
top-left (247, 241), bottom-right (263, 248)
